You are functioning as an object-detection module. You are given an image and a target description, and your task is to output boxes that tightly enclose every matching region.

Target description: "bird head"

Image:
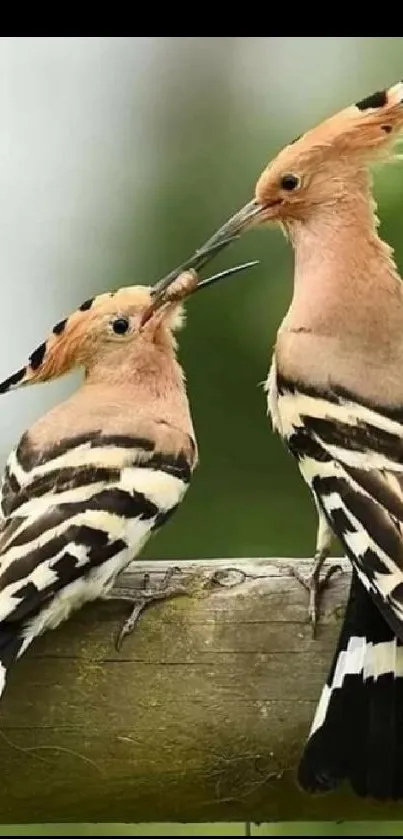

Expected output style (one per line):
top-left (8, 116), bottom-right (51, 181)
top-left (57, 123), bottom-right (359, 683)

top-left (153, 81), bottom-right (403, 274)
top-left (0, 256), bottom-right (258, 394)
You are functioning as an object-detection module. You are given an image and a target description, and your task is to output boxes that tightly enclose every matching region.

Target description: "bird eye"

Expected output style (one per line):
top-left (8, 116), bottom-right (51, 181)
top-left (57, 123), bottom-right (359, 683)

top-left (280, 173), bottom-right (301, 192)
top-left (111, 316), bottom-right (130, 335)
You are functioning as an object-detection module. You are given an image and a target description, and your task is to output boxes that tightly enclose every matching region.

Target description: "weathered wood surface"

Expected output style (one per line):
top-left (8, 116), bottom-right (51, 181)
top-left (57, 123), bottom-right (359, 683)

top-left (0, 556), bottom-right (401, 824)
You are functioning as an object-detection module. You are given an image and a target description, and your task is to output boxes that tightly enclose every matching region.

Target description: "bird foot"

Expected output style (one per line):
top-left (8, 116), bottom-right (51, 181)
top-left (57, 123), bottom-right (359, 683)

top-left (106, 566), bottom-right (187, 651)
top-left (288, 553), bottom-right (342, 639)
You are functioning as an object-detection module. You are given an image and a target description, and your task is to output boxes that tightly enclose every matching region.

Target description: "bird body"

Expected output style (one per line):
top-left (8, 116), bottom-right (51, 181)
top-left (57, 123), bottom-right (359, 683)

top-left (0, 251), bottom-right (258, 700)
top-left (0, 280), bottom-right (199, 698)
top-left (159, 81), bottom-right (403, 799)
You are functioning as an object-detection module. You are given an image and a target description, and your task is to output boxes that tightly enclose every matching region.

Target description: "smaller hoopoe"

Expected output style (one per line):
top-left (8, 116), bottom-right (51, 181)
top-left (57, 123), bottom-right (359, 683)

top-left (0, 252), bottom-right (257, 701)
top-left (151, 81), bottom-right (403, 800)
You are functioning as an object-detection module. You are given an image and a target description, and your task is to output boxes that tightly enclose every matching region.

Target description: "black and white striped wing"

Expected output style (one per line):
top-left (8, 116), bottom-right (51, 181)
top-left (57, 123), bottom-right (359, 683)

top-left (278, 381), bottom-right (403, 641)
top-left (0, 445), bottom-right (23, 521)
top-left (0, 431), bottom-right (192, 630)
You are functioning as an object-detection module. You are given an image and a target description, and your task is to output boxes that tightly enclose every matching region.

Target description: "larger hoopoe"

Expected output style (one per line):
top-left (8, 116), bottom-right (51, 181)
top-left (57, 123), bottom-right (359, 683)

top-left (151, 81), bottom-right (403, 800)
top-left (0, 251), bottom-right (257, 701)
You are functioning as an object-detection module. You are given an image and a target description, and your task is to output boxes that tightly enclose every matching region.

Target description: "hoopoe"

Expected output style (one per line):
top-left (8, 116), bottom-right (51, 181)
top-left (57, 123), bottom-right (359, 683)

top-left (0, 252), bottom-right (257, 701)
top-left (151, 82), bottom-right (403, 800)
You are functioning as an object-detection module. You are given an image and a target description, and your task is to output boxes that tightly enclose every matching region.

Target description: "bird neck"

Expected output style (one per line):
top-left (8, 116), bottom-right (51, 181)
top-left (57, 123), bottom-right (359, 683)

top-left (84, 341), bottom-right (196, 440)
top-left (273, 182), bottom-right (403, 407)
top-left (281, 184), bottom-right (403, 343)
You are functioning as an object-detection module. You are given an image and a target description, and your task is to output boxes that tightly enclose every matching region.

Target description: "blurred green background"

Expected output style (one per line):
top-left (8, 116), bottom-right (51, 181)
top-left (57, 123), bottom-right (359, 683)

top-left (3, 36), bottom-right (403, 835)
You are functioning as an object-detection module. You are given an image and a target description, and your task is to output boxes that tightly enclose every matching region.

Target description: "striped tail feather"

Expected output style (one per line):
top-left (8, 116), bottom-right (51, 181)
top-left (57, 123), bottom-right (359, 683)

top-left (274, 371), bottom-right (403, 798)
top-left (298, 569), bottom-right (403, 799)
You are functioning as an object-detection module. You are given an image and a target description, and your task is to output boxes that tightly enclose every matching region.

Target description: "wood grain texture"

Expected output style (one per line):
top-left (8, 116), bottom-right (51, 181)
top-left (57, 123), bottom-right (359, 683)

top-left (1, 556), bottom-right (402, 824)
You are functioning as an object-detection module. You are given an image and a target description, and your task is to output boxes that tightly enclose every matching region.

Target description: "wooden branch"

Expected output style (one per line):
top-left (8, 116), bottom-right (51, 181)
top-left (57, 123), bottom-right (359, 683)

top-left (1, 556), bottom-right (402, 824)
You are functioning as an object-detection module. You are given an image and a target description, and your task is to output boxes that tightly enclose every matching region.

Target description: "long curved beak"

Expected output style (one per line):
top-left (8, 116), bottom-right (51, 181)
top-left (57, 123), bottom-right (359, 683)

top-left (149, 198), bottom-right (263, 309)
top-left (196, 199), bottom-right (264, 255)
top-left (141, 258), bottom-right (259, 328)
top-left (151, 237), bottom-right (238, 299)
top-left (191, 259), bottom-right (260, 296)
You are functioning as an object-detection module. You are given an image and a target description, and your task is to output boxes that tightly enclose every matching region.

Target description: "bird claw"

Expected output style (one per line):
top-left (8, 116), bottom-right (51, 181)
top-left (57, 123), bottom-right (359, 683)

top-left (109, 566), bottom-right (188, 652)
top-left (289, 553), bottom-right (342, 639)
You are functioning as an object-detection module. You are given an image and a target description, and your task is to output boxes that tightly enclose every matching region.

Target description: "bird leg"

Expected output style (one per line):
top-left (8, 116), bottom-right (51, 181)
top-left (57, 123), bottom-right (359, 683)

top-left (289, 509), bottom-right (342, 638)
top-left (105, 566), bottom-right (188, 651)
